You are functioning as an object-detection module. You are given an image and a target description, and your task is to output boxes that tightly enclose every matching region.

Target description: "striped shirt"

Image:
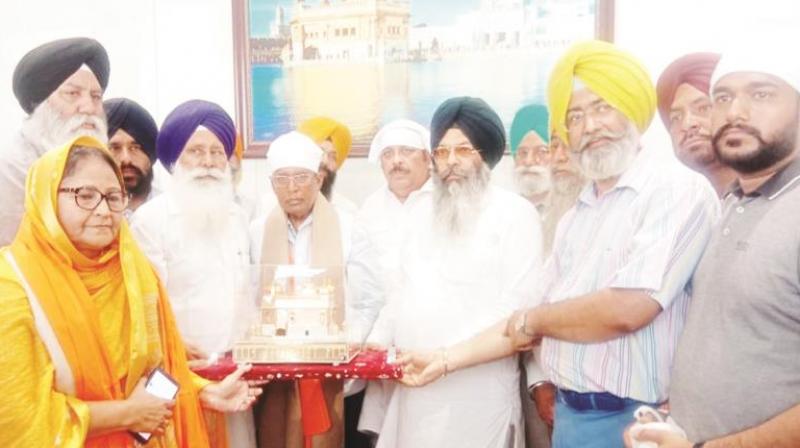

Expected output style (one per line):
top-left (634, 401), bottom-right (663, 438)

top-left (540, 146), bottom-right (720, 403)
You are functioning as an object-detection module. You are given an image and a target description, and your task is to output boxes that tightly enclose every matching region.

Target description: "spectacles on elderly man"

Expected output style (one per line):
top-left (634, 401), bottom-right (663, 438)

top-left (271, 172), bottom-right (317, 188)
top-left (58, 186), bottom-right (129, 212)
top-left (432, 145), bottom-right (479, 161)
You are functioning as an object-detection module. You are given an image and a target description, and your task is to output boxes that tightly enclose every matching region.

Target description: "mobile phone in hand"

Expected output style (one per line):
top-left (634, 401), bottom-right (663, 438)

top-left (131, 367), bottom-right (180, 444)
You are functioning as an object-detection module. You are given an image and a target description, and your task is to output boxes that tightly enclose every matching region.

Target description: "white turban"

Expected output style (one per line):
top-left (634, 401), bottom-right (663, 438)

top-left (266, 131), bottom-right (323, 176)
top-left (368, 119), bottom-right (431, 164)
top-left (712, 32), bottom-right (800, 95)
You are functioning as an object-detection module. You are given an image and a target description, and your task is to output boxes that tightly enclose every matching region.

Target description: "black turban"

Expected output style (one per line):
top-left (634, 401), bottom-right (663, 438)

top-left (430, 96), bottom-right (506, 169)
top-left (12, 37), bottom-right (110, 114)
top-left (104, 98), bottom-right (158, 162)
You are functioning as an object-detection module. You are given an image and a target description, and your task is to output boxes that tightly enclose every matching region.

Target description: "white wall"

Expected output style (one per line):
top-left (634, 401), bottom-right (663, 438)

top-left (2, 1), bottom-right (799, 208)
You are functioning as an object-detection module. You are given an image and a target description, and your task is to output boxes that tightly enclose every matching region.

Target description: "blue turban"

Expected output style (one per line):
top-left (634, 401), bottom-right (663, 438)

top-left (104, 98), bottom-right (158, 162)
top-left (509, 104), bottom-right (550, 157)
top-left (430, 96), bottom-right (506, 169)
top-left (156, 100), bottom-right (236, 171)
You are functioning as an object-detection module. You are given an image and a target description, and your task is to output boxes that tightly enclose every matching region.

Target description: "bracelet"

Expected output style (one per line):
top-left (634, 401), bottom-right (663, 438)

top-left (440, 348), bottom-right (449, 377)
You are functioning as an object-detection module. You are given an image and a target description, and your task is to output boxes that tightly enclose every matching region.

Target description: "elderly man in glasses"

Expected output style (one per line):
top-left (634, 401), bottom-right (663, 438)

top-left (365, 97), bottom-right (543, 448)
top-left (130, 100), bottom-right (257, 447)
top-left (249, 131), bottom-right (383, 448)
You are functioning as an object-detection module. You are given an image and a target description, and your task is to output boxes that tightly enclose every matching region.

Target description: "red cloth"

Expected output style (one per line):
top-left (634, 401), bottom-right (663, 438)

top-left (192, 349), bottom-right (402, 381)
top-left (656, 52), bottom-right (721, 128)
top-left (298, 379), bottom-right (331, 447)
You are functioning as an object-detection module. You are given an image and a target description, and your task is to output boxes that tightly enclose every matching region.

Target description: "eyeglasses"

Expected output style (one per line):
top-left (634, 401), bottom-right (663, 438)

top-left (380, 147), bottom-right (419, 161)
top-left (58, 186), bottom-right (128, 212)
top-left (432, 145), bottom-right (479, 161)
top-left (271, 173), bottom-right (316, 188)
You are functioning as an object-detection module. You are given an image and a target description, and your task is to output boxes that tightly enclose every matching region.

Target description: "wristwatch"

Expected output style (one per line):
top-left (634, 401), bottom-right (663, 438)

top-left (692, 443), bottom-right (705, 448)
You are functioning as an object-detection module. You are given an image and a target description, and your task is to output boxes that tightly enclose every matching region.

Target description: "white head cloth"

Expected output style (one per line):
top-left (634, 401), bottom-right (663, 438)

top-left (368, 119), bottom-right (431, 164)
top-left (712, 32), bottom-right (800, 95)
top-left (266, 131), bottom-right (323, 176)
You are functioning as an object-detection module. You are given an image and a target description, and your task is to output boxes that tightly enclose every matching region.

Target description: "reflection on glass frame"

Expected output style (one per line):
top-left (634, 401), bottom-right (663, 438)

top-left (232, 0), bottom-right (615, 157)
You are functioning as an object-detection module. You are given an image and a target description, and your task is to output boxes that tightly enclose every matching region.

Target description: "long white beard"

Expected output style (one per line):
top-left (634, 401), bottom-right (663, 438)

top-left (170, 163), bottom-right (235, 240)
top-left (432, 163), bottom-right (491, 239)
top-left (513, 165), bottom-right (552, 198)
top-left (575, 123), bottom-right (639, 181)
top-left (21, 100), bottom-right (108, 152)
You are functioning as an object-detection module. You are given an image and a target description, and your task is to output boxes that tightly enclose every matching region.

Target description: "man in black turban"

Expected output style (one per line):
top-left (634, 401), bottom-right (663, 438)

top-left (361, 97), bottom-right (543, 447)
top-left (430, 96), bottom-right (506, 169)
top-left (428, 96), bottom-right (508, 235)
top-left (0, 37), bottom-right (111, 245)
top-left (105, 98), bottom-right (158, 213)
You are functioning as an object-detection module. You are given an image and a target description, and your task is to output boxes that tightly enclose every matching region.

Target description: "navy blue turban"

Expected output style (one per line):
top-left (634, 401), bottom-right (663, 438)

top-left (13, 37), bottom-right (110, 114)
top-left (156, 100), bottom-right (236, 171)
top-left (430, 96), bottom-right (506, 169)
top-left (104, 98), bottom-right (158, 162)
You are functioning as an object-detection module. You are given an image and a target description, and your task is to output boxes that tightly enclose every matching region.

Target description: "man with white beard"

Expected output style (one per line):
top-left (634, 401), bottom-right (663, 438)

top-left (367, 97), bottom-right (543, 448)
top-left (0, 37), bottom-right (109, 245)
top-left (510, 104), bottom-right (553, 213)
top-left (508, 103), bottom-right (556, 448)
top-left (130, 100), bottom-right (256, 448)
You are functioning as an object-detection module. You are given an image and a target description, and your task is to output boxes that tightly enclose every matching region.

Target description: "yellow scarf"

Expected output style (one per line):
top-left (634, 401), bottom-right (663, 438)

top-left (8, 136), bottom-right (214, 447)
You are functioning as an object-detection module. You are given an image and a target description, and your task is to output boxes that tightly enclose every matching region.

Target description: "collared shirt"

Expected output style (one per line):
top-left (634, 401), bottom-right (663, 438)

top-left (670, 156), bottom-right (800, 442)
top-left (540, 146), bottom-right (720, 403)
top-left (130, 192), bottom-right (251, 354)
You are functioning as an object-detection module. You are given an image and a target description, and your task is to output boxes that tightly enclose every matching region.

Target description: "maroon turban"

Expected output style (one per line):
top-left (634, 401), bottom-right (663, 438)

top-left (656, 53), bottom-right (721, 128)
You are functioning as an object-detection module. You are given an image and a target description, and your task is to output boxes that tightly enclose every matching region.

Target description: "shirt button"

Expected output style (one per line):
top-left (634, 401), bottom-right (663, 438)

top-left (736, 206), bottom-right (745, 213)
top-left (723, 227), bottom-right (731, 236)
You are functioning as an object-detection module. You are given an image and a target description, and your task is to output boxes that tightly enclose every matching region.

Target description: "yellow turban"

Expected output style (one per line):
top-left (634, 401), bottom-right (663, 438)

top-left (297, 117), bottom-right (352, 168)
top-left (547, 40), bottom-right (656, 145)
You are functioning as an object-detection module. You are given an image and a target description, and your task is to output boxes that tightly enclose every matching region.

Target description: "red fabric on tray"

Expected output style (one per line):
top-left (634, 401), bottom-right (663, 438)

top-left (192, 349), bottom-right (402, 381)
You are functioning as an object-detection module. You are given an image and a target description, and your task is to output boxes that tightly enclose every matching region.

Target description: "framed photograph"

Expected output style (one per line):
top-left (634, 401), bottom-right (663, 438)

top-left (232, 0), bottom-right (615, 157)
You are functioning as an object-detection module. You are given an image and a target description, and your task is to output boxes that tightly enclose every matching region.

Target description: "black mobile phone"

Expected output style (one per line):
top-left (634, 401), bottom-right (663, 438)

top-left (131, 367), bottom-right (180, 444)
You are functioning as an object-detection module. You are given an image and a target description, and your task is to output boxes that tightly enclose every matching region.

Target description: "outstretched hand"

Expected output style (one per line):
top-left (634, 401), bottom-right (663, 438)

top-left (199, 364), bottom-right (268, 412)
top-left (397, 350), bottom-right (445, 387)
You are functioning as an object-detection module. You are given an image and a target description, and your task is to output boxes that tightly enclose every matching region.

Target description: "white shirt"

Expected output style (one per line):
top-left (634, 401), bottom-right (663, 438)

top-left (130, 193), bottom-right (252, 354)
top-left (369, 186), bottom-right (543, 448)
top-left (0, 130), bottom-right (47, 245)
top-left (355, 181), bottom-right (432, 285)
top-left (355, 181), bottom-right (432, 434)
top-left (540, 146), bottom-right (719, 403)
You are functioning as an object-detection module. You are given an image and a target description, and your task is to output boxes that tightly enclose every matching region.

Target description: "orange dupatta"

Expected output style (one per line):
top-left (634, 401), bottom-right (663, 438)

top-left (8, 136), bottom-right (217, 447)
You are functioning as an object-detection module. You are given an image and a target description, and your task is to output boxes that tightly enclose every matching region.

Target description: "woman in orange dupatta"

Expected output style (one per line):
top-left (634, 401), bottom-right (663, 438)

top-left (0, 136), bottom-right (260, 447)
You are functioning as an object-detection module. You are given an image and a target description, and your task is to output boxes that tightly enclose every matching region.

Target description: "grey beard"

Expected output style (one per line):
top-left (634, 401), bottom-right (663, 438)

top-left (432, 163), bottom-right (491, 238)
top-left (21, 100), bottom-right (107, 155)
top-left (574, 123), bottom-right (639, 181)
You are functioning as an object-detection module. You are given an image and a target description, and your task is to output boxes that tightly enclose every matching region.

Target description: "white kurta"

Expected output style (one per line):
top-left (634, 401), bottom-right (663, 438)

top-left (368, 186), bottom-right (543, 448)
top-left (0, 131), bottom-right (47, 246)
top-left (355, 181), bottom-right (432, 435)
top-left (130, 192), bottom-right (256, 448)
